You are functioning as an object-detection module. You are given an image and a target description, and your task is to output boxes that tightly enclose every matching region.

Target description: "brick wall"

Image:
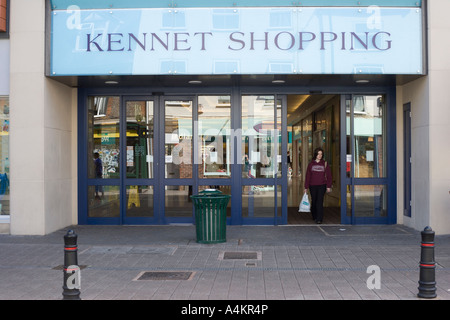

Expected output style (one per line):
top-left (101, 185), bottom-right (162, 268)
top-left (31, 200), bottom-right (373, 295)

top-left (0, 0), bottom-right (7, 32)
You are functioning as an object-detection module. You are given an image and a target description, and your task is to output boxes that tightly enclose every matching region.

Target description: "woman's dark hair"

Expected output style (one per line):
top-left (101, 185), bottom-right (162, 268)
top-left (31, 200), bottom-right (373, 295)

top-left (313, 147), bottom-right (324, 160)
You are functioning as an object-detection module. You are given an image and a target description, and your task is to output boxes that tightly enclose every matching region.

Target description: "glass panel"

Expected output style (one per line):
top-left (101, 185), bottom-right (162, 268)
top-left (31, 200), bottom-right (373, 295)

top-left (313, 106), bottom-right (332, 165)
top-left (198, 96), bottom-right (231, 179)
top-left (242, 96), bottom-right (277, 179)
top-left (0, 96), bottom-right (9, 216)
top-left (126, 185), bottom-right (154, 218)
top-left (345, 95), bottom-right (352, 178)
top-left (242, 185), bottom-right (275, 218)
top-left (276, 99), bottom-right (282, 178)
top-left (88, 96), bottom-right (120, 179)
top-left (292, 124), bottom-right (301, 178)
top-left (353, 95), bottom-right (386, 178)
top-left (354, 185), bottom-right (387, 217)
top-left (301, 116), bottom-right (313, 179)
top-left (126, 101), bottom-right (154, 179)
top-left (165, 185), bottom-right (192, 217)
top-left (165, 100), bottom-right (192, 179)
top-left (88, 185), bottom-right (120, 217)
top-left (276, 184), bottom-right (282, 217)
top-left (198, 185), bottom-right (231, 217)
top-left (346, 185), bottom-right (352, 217)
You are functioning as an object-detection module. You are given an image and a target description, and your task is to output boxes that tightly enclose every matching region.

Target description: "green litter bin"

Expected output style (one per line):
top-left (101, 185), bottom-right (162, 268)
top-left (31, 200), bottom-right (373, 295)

top-left (191, 193), bottom-right (230, 244)
top-left (199, 189), bottom-right (222, 195)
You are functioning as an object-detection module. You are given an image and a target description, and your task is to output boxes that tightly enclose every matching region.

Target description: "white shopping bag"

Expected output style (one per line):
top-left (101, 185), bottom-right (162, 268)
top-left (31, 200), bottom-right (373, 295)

top-left (298, 193), bottom-right (311, 212)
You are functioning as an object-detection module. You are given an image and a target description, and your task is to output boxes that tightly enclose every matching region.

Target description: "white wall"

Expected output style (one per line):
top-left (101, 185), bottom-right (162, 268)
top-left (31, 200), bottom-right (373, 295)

top-left (9, 0), bottom-right (76, 235)
top-left (397, 77), bottom-right (431, 231)
top-left (427, 0), bottom-right (450, 235)
top-left (397, 0), bottom-right (450, 235)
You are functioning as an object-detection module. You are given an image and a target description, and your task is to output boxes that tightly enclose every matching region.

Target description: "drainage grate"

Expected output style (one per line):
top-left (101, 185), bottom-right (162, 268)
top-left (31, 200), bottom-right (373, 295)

top-left (134, 271), bottom-right (195, 281)
top-left (221, 251), bottom-right (260, 260)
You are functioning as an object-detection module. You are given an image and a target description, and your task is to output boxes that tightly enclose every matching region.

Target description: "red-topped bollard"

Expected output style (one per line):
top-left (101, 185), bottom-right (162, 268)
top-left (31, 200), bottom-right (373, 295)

top-left (62, 230), bottom-right (81, 300)
top-left (418, 226), bottom-right (437, 299)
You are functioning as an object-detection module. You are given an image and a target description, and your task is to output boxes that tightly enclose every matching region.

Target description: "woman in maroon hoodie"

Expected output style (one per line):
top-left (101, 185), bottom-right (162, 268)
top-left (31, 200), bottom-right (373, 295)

top-left (304, 147), bottom-right (332, 224)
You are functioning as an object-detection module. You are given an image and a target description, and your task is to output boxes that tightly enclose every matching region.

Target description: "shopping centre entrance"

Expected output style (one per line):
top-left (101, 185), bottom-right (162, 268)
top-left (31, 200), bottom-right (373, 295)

top-left (78, 88), bottom-right (395, 226)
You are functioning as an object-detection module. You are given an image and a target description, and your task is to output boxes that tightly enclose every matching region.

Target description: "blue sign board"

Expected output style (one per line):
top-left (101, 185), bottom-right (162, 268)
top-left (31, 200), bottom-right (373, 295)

top-left (50, 7), bottom-right (423, 76)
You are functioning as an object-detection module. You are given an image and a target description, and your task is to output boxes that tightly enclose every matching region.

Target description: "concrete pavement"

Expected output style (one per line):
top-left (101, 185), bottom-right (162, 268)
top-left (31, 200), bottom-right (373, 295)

top-left (0, 224), bottom-right (449, 302)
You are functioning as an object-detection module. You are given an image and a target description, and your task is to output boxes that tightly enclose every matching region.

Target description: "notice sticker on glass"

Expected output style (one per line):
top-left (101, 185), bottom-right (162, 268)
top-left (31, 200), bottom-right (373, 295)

top-left (127, 146), bottom-right (134, 166)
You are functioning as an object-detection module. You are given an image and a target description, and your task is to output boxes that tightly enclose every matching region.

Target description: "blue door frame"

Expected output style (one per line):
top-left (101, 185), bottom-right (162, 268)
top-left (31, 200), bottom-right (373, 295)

top-left (339, 89), bottom-right (397, 224)
top-left (78, 84), bottom-right (396, 226)
top-left (121, 95), bottom-right (161, 225)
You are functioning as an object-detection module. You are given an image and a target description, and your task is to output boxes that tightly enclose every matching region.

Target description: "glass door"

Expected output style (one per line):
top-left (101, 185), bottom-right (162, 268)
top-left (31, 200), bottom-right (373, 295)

top-left (162, 97), bottom-right (195, 223)
top-left (240, 95), bottom-right (285, 224)
top-left (123, 97), bottom-right (158, 224)
top-left (86, 96), bottom-right (121, 223)
top-left (197, 95), bottom-right (232, 221)
top-left (341, 94), bottom-right (389, 224)
top-left (84, 93), bottom-right (289, 225)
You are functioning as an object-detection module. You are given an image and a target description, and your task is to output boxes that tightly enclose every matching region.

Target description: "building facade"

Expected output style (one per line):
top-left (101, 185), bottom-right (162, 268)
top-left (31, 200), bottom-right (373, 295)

top-left (1, 0), bottom-right (449, 235)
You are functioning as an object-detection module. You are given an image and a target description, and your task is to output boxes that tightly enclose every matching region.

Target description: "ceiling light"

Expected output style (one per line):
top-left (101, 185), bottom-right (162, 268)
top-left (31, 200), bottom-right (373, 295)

top-left (189, 80), bottom-right (202, 84)
top-left (355, 79), bottom-right (369, 84)
top-left (105, 81), bottom-right (118, 84)
top-left (272, 75), bottom-right (286, 84)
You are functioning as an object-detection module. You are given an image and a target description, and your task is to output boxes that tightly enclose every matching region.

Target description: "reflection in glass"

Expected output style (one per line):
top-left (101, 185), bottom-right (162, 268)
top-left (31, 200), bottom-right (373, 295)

top-left (301, 116), bottom-right (313, 179)
top-left (276, 184), bottom-right (282, 217)
top-left (165, 101), bottom-right (192, 179)
top-left (126, 101), bottom-right (154, 179)
top-left (0, 96), bottom-right (10, 216)
top-left (276, 100), bottom-right (282, 178)
top-left (292, 124), bottom-right (301, 177)
top-left (88, 185), bottom-right (120, 217)
top-left (198, 96), bottom-right (231, 179)
top-left (242, 185), bottom-right (275, 218)
top-left (88, 96), bottom-right (120, 179)
top-left (347, 95), bottom-right (386, 178)
top-left (242, 96), bottom-right (278, 179)
top-left (126, 185), bottom-right (154, 217)
top-left (313, 105), bottom-right (332, 165)
top-left (165, 185), bottom-right (193, 217)
top-left (346, 186), bottom-right (352, 217)
top-left (354, 185), bottom-right (387, 217)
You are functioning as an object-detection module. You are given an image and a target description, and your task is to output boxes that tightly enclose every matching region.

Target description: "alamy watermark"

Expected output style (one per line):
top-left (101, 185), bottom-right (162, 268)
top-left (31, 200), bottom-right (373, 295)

top-left (66, 265), bottom-right (81, 290)
top-left (366, 265), bottom-right (381, 290)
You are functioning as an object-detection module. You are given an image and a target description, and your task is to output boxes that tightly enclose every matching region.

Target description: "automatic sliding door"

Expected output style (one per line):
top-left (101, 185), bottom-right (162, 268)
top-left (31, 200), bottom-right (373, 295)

top-left (86, 96), bottom-right (121, 222)
top-left (197, 95), bottom-right (232, 219)
top-left (123, 98), bottom-right (157, 223)
top-left (241, 95), bottom-right (284, 224)
top-left (163, 98), bottom-right (194, 222)
top-left (342, 94), bottom-right (388, 224)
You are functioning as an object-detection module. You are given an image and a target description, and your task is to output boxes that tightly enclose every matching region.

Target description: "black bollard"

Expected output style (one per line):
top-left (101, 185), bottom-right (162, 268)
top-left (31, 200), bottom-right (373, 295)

top-left (62, 229), bottom-right (81, 300)
top-left (417, 226), bottom-right (437, 299)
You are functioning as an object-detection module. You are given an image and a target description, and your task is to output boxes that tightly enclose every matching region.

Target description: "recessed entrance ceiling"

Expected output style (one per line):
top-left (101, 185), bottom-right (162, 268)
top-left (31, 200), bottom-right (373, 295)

top-left (48, 74), bottom-right (421, 88)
